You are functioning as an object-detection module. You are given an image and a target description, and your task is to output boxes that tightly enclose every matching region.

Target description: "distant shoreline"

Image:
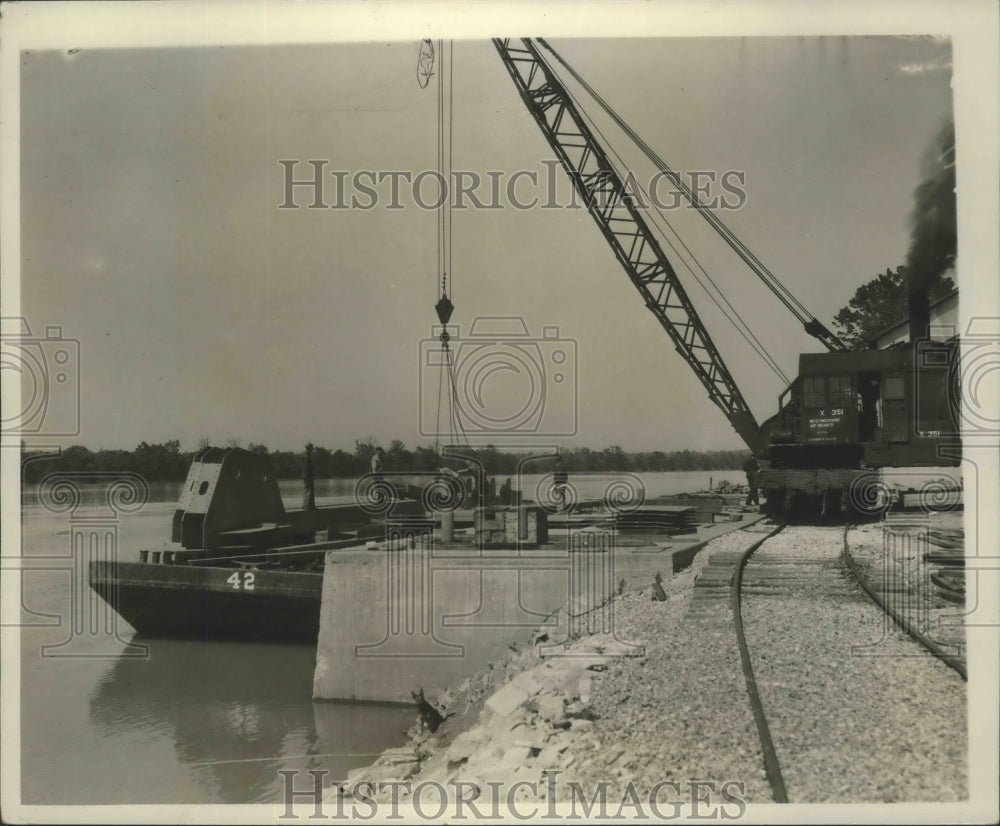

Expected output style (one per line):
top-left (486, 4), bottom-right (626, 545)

top-left (20, 442), bottom-right (750, 484)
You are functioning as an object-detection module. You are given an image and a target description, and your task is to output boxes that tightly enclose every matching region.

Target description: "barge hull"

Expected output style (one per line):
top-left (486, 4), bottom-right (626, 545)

top-left (88, 560), bottom-right (322, 643)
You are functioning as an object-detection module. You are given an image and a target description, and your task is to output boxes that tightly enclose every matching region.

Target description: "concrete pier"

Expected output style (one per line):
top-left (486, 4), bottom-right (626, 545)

top-left (312, 512), bottom-right (763, 703)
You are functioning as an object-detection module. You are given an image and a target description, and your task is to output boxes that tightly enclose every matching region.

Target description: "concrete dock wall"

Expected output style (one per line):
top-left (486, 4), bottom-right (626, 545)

top-left (312, 547), bottom-right (571, 703)
top-left (312, 515), bottom-right (762, 703)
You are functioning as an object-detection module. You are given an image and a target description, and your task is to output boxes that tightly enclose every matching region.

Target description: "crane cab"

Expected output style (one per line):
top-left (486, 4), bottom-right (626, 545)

top-left (761, 342), bottom-right (960, 514)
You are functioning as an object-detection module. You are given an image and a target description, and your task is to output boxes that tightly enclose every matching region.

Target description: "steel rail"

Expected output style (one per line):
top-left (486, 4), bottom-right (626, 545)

top-left (840, 524), bottom-right (967, 682)
top-left (730, 521), bottom-right (789, 803)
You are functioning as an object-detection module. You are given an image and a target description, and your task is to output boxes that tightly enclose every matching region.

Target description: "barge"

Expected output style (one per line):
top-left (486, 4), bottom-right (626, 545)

top-left (87, 446), bottom-right (421, 643)
top-left (89, 447), bottom-right (748, 643)
top-left (89, 557), bottom-right (324, 642)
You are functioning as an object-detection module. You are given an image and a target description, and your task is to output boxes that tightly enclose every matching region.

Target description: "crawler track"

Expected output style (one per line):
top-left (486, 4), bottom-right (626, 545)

top-left (689, 521), bottom-right (967, 803)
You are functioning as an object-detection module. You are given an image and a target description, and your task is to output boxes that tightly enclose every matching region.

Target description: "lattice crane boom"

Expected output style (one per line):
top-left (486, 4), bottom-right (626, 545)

top-left (492, 38), bottom-right (763, 453)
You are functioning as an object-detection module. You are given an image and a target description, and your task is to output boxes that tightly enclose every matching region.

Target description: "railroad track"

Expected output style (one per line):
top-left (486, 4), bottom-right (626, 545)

top-left (840, 524), bottom-right (967, 680)
top-left (686, 521), bottom-right (967, 803)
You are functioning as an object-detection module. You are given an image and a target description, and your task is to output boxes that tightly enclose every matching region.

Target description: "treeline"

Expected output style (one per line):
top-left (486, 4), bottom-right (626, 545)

top-left (21, 439), bottom-right (749, 484)
top-left (442, 445), bottom-right (751, 475)
top-left (832, 265), bottom-right (956, 350)
top-left (22, 440), bottom-right (191, 484)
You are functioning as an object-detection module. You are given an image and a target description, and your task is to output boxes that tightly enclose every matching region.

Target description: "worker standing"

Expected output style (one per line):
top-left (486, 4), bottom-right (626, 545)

top-left (462, 462), bottom-right (479, 508)
top-left (302, 443), bottom-right (317, 511)
top-left (743, 454), bottom-right (760, 508)
top-left (371, 446), bottom-right (385, 479)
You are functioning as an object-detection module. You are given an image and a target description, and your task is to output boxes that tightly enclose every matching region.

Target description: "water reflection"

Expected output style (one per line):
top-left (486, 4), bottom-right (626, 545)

top-left (89, 640), bottom-right (414, 803)
top-left (21, 478), bottom-right (364, 512)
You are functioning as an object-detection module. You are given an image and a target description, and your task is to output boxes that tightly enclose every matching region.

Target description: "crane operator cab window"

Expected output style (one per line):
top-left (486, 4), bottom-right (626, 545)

top-left (803, 376), bottom-right (825, 408)
top-left (828, 376), bottom-right (854, 404)
top-left (804, 375), bottom-right (853, 408)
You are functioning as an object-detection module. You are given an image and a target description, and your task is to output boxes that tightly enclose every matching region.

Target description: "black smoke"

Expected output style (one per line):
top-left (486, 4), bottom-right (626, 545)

top-left (905, 120), bottom-right (956, 340)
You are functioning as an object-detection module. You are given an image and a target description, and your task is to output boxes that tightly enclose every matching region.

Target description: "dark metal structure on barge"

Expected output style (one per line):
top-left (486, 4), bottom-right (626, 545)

top-left (88, 446), bottom-right (422, 642)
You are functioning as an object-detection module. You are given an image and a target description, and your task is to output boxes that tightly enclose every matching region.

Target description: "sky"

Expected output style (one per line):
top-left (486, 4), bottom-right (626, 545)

top-left (14, 28), bottom-right (958, 454)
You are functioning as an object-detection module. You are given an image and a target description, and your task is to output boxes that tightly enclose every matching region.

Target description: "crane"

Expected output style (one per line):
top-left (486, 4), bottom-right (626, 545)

top-left (421, 38), bottom-right (957, 516)
top-left (490, 38), bottom-right (848, 455)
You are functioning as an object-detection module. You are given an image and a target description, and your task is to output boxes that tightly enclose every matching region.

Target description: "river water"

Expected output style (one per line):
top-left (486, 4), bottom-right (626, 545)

top-left (17, 471), bottom-right (743, 804)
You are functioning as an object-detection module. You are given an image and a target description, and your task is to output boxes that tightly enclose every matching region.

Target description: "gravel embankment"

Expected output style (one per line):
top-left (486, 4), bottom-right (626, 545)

top-left (326, 521), bottom-right (967, 808)
top-left (742, 526), bottom-right (967, 802)
top-left (326, 527), bottom-right (771, 808)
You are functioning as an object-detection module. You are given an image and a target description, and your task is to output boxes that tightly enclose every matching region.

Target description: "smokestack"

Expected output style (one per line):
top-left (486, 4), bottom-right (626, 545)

top-left (907, 287), bottom-right (930, 343)
top-left (904, 120), bottom-right (956, 342)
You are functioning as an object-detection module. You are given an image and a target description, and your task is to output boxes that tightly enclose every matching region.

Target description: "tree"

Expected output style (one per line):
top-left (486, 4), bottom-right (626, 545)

top-left (63, 444), bottom-right (95, 472)
top-left (329, 449), bottom-right (355, 476)
top-left (412, 446), bottom-right (440, 472)
top-left (311, 446), bottom-right (332, 477)
top-left (353, 437), bottom-right (379, 476)
top-left (387, 439), bottom-right (411, 471)
top-left (833, 266), bottom-right (955, 350)
top-left (602, 445), bottom-right (628, 471)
